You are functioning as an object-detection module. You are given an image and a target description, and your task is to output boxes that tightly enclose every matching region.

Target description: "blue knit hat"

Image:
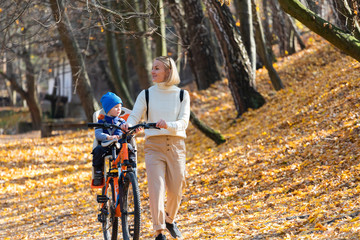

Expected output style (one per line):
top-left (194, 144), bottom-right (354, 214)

top-left (100, 92), bottom-right (123, 114)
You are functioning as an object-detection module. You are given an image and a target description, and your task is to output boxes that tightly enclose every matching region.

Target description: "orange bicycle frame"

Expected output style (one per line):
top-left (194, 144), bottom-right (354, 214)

top-left (102, 142), bottom-right (130, 217)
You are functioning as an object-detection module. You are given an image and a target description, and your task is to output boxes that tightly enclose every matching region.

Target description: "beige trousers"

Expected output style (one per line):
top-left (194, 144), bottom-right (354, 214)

top-left (144, 135), bottom-right (186, 231)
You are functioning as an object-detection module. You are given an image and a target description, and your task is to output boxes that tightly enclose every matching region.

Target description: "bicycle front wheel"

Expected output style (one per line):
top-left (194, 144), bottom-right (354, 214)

top-left (120, 171), bottom-right (141, 240)
top-left (102, 179), bottom-right (119, 240)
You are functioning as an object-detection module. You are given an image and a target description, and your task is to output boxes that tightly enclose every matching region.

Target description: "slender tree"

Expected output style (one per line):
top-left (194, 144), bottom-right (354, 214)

top-left (234, 0), bottom-right (256, 76)
top-left (151, 0), bottom-right (167, 56)
top-left (251, 0), bottom-right (284, 90)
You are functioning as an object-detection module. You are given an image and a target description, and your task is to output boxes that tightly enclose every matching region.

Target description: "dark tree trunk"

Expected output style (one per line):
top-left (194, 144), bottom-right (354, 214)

top-left (333, 0), bottom-right (360, 40)
top-left (273, 0), bottom-right (305, 55)
top-left (1, 57), bottom-right (42, 130)
top-left (203, 0), bottom-right (265, 117)
top-left (305, 0), bottom-right (321, 14)
top-left (251, 0), bottom-right (284, 91)
top-left (105, 29), bottom-right (134, 108)
top-left (165, 0), bottom-right (226, 144)
top-left (116, 36), bottom-right (131, 92)
top-left (182, 0), bottom-right (222, 90)
top-left (23, 50), bottom-right (42, 129)
top-left (190, 111), bottom-right (226, 145)
top-left (278, 0), bottom-right (360, 62)
top-left (50, 0), bottom-right (99, 121)
top-left (235, 0), bottom-right (256, 76)
top-left (287, 15), bottom-right (306, 50)
top-left (98, 60), bottom-right (116, 93)
top-left (262, 0), bottom-right (274, 47)
top-left (271, 0), bottom-right (289, 56)
top-left (127, 0), bottom-right (152, 89)
top-left (166, 0), bottom-right (192, 60)
top-left (102, 0), bottom-right (134, 107)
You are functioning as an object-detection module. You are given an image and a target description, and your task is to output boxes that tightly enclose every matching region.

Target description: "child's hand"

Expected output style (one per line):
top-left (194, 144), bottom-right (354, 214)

top-left (107, 135), bottom-right (119, 140)
top-left (121, 123), bottom-right (129, 132)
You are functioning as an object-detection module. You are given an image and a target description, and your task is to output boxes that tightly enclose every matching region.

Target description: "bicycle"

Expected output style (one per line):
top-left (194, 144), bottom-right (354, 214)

top-left (88, 122), bottom-right (160, 240)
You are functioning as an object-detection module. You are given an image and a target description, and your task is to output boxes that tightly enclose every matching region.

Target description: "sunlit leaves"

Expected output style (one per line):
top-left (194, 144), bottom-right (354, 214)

top-left (1, 36), bottom-right (360, 239)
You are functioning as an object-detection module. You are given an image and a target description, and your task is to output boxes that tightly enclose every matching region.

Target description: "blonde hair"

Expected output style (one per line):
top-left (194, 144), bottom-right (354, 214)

top-left (154, 56), bottom-right (180, 86)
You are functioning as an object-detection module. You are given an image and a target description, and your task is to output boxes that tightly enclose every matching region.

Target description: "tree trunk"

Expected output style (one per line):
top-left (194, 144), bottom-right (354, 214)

top-left (23, 49), bottom-right (42, 129)
top-left (101, 0), bottom-right (134, 107)
top-left (251, 0), bottom-right (284, 91)
top-left (127, 0), bottom-right (152, 89)
top-left (287, 15), bottom-right (306, 49)
top-left (98, 59), bottom-right (116, 93)
top-left (105, 29), bottom-right (134, 108)
top-left (190, 111), bottom-right (226, 145)
top-left (49, 0), bottom-right (99, 121)
top-left (203, 0), bottom-right (265, 117)
top-left (305, 0), bottom-right (321, 14)
top-left (278, 0), bottom-right (360, 62)
top-left (235, 0), bottom-right (256, 77)
top-left (272, 0), bottom-right (305, 55)
top-left (333, 0), bottom-right (360, 40)
top-left (166, 0), bottom-right (195, 74)
top-left (262, 0), bottom-right (273, 45)
top-left (116, 36), bottom-right (131, 92)
top-left (271, 0), bottom-right (288, 56)
top-left (182, 0), bottom-right (222, 90)
top-left (1, 58), bottom-right (42, 130)
top-left (151, 0), bottom-right (167, 56)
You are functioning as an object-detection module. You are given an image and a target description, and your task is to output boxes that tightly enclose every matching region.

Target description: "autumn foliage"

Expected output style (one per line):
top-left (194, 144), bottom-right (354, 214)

top-left (1, 36), bottom-right (360, 239)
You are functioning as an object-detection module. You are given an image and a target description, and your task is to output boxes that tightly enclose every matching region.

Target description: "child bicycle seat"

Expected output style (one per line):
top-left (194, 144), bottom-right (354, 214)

top-left (92, 107), bottom-right (131, 150)
top-left (91, 107), bottom-right (132, 188)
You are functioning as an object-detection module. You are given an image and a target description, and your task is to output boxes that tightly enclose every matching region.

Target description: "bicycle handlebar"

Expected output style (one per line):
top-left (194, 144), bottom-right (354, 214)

top-left (87, 122), bottom-right (160, 134)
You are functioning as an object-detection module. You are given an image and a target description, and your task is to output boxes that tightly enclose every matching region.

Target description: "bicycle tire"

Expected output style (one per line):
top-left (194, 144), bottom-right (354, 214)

top-left (101, 179), bottom-right (119, 240)
top-left (120, 171), bottom-right (141, 240)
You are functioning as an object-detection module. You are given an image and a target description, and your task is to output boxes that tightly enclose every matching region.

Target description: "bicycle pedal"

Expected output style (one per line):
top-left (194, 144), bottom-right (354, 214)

top-left (98, 208), bottom-right (109, 222)
top-left (98, 213), bottom-right (106, 223)
top-left (97, 195), bottom-right (109, 203)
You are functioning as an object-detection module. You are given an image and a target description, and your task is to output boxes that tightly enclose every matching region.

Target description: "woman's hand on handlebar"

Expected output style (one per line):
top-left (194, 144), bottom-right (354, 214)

top-left (121, 123), bottom-right (143, 134)
top-left (156, 119), bottom-right (167, 129)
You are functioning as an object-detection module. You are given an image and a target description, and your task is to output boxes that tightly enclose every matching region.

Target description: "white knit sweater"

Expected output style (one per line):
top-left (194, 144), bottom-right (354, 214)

top-left (126, 83), bottom-right (190, 139)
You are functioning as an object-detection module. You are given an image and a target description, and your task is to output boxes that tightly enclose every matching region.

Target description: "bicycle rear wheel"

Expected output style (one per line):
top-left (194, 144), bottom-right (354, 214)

top-left (101, 179), bottom-right (119, 240)
top-left (120, 171), bottom-right (141, 240)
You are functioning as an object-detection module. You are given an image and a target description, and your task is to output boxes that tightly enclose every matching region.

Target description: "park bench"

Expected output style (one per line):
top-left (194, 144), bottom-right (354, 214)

top-left (41, 118), bottom-right (87, 138)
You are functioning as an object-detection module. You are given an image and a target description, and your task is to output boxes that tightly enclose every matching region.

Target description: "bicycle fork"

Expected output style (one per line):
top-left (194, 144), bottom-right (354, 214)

top-left (98, 174), bottom-right (122, 218)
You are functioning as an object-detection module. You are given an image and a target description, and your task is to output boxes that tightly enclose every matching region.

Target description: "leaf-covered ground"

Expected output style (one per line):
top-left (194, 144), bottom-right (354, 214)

top-left (1, 36), bottom-right (360, 239)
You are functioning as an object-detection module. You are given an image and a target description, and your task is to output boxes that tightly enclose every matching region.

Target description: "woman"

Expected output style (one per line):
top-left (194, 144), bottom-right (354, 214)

top-left (122, 56), bottom-right (190, 240)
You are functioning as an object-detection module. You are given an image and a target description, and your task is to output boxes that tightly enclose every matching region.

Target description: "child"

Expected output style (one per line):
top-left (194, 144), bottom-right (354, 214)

top-left (92, 92), bottom-right (125, 186)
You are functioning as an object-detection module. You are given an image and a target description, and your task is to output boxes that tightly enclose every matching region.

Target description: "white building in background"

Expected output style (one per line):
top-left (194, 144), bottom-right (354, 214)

top-left (43, 56), bottom-right (85, 119)
top-left (47, 61), bottom-right (72, 103)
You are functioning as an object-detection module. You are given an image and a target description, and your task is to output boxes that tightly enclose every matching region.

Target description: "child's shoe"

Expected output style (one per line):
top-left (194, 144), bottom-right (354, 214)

top-left (93, 170), bottom-right (104, 186)
top-left (155, 233), bottom-right (166, 240)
